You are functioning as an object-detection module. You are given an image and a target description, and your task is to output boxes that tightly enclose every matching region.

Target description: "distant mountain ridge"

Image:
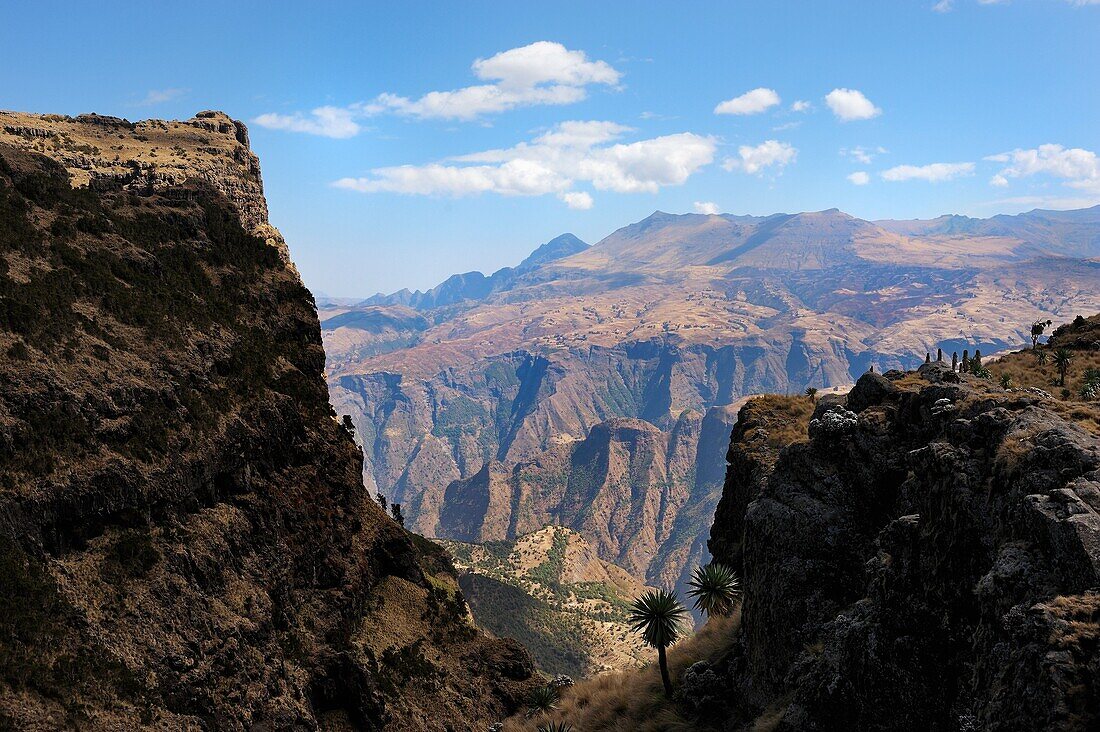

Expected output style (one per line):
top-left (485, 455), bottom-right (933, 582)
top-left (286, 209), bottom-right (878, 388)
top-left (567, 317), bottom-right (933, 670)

top-left (875, 204), bottom-right (1100, 257)
top-left (361, 232), bottom-right (589, 310)
top-left (322, 203), bottom-right (1100, 600)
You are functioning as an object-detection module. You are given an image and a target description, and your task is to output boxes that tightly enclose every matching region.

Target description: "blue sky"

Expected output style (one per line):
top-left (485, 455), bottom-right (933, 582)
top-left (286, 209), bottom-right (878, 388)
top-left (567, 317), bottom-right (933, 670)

top-left (3, 1), bottom-right (1098, 296)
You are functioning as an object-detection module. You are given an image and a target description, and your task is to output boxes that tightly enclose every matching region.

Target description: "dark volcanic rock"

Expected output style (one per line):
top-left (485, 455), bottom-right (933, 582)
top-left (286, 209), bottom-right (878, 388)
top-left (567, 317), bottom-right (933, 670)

top-left (707, 375), bottom-right (1100, 731)
top-left (0, 114), bottom-right (534, 730)
top-left (845, 371), bottom-right (900, 412)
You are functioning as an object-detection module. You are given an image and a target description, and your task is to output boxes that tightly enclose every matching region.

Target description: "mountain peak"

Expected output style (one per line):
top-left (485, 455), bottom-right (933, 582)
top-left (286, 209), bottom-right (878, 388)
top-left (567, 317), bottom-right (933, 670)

top-left (516, 232), bottom-right (589, 271)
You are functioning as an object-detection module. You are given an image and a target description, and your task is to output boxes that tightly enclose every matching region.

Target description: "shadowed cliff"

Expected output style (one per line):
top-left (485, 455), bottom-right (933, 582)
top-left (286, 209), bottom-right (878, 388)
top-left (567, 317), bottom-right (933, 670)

top-left (0, 111), bottom-right (535, 730)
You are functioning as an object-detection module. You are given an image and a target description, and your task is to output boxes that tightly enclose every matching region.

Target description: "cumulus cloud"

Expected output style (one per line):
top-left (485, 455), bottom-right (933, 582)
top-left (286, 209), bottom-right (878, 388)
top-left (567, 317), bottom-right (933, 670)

top-left (848, 171), bottom-right (870, 185)
top-left (984, 144), bottom-right (1099, 193)
top-left (254, 106), bottom-right (362, 139)
top-left (256, 42), bottom-right (620, 134)
top-left (825, 88), bottom-right (882, 121)
top-left (881, 162), bottom-right (975, 182)
top-left (559, 191), bottom-right (594, 209)
top-left (714, 88), bottom-right (781, 115)
top-left (791, 100), bottom-right (812, 112)
top-left (722, 140), bottom-right (797, 175)
top-left (694, 201), bottom-right (720, 214)
top-left (332, 120), bottom-right (715, 206)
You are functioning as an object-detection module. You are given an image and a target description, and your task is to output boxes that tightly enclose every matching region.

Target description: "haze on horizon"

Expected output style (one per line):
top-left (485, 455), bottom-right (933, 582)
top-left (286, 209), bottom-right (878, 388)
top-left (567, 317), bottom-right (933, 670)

top-left (2, 0), bottom-right (1098, 297)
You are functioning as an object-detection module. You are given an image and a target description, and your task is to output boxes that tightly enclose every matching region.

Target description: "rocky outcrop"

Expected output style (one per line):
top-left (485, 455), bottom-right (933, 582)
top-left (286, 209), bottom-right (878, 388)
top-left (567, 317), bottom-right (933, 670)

top-left (705, 368), bottom-right (1100, 730)
top-left (0, 110), bottom-right (288, 263)
top-left (0, 113), bottom-right (534, 730)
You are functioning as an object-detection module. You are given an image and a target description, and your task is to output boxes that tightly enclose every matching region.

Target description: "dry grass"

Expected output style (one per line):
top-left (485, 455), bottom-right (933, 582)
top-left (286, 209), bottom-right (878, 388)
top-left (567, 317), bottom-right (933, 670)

top-left (1042, 593), bottom-right (1100, 649)
top-left (502, 612), bottom-right (741, 732)
top-left (991, 347), bottom-right (1100, 398)
top-left (741, 394), bottom-right (815, 448)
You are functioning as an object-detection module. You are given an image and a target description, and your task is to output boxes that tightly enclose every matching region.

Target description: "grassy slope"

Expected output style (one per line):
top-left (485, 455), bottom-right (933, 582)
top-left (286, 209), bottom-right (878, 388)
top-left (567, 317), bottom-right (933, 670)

top-left (987, 315), bottom-right (1100, 399)
top-left (503, 613), bottom-right (742, 732)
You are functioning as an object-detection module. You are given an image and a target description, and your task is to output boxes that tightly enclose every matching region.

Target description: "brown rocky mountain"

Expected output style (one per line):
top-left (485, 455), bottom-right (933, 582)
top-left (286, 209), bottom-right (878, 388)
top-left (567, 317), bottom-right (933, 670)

top-left (323, 203), bottom-right (1100, 595)
top-left (0, 111), bottom-right (536, 730)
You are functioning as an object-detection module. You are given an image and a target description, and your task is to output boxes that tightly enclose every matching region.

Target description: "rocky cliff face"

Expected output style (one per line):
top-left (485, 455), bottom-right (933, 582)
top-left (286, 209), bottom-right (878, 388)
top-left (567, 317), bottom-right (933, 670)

top-left (429, 407), bottom-right (737, 595)
top-left (0, 112), bottom-right (534, 730)
top-left (705, 364), bottom-right (1099, 730)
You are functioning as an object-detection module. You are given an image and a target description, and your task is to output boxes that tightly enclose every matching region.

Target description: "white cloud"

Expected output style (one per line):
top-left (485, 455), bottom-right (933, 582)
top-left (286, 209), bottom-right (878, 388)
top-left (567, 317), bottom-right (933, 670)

top-left (841, 146), bottom-right (885, 165)
top-left (367, 84), bottom-right (587, 120)
top-left (333, 120), bottom-right (715, 206)
top-left (714, 88), bottom-right (781, 116)
top-left (881, 162), bottom-right (975, 182)
top-left (559, 191), bottom-right (594, 209)
top-left (825, 88), bottom-right (882, 121)
top-left (256, 42), bottom-right (620, 133)
top-left (985, 144), bottom-right (1099, 193)
top-left (791, 100), bottom-right (812, 112)
top-left (371, 40), bottom-right (621, 120)
top-left (472, 41), bottom-right (620, 89)
top-left (722, 140), bottom-right (797, 175)
top-left (979, 194), bottom-right (1100, 210)
top-left (694, 201), bottom-right (720, 214)
top-left (524, 120), bottom-right (632, 150)
top-left (848, 171), bottom-right (871, 185)
top-left (940, 0), bottom-right (1097, 9)
top-left (135, 88), bottom-right (186, 106)
top-left (253, 106), bottom-right (362, 139)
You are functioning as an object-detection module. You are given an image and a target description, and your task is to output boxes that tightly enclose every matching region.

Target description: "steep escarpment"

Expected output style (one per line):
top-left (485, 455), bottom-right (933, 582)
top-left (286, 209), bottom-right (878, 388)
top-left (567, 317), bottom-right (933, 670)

top-left (0, 113), bottom-right (534, 730)
top-left (704, 364), bottom-right (1099, 730)
top-left (431, 407), bottom-right (738, 594)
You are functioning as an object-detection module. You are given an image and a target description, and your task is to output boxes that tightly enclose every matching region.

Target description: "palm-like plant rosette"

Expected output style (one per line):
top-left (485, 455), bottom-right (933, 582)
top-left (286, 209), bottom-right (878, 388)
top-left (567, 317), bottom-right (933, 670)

top-left (629, 589), bottom-right (690, 648)
top-left (687, 563), bottom-right (742, 617)
top-left (525, 685), bottom-right (560, 718)
top-left (537, 723), bottom-right (573, 732)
